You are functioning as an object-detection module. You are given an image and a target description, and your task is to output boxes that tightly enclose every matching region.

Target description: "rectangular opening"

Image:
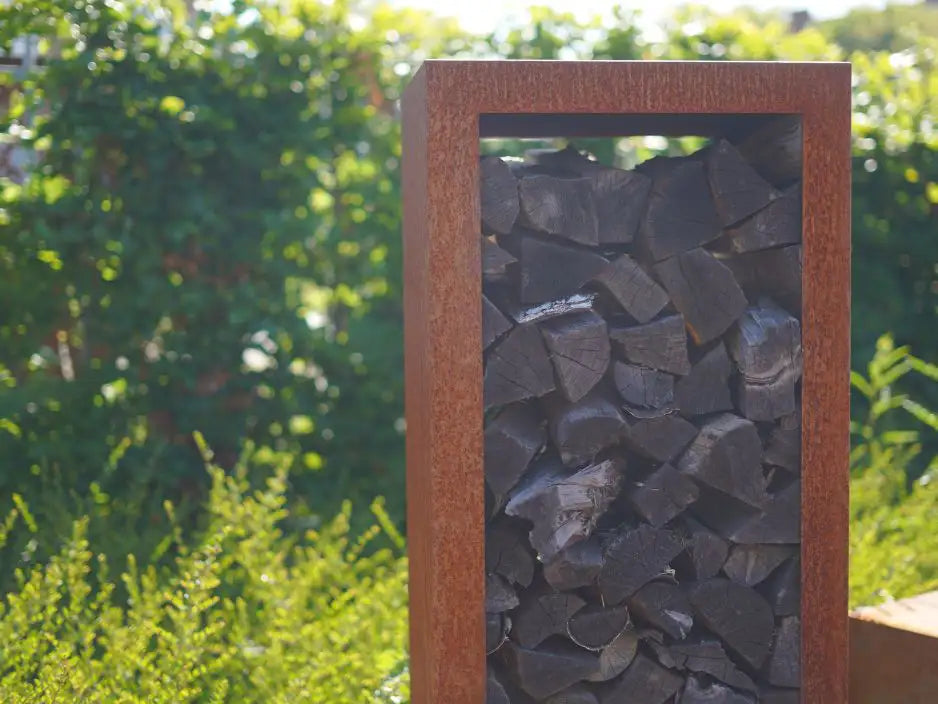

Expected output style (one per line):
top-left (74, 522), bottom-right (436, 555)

top-left (480, 120), bottom-right (803, 702)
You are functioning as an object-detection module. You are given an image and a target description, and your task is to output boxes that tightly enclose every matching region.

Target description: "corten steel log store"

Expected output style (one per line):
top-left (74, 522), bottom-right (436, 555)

top-left (402, 61), bottom-right (851, 703)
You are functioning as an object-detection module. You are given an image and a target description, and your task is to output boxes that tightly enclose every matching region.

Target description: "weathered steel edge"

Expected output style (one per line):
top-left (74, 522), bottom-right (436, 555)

top-left (402, 60), bottom-right (851, 704)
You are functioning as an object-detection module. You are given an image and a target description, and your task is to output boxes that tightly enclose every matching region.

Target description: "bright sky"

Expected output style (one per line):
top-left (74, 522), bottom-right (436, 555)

top-left (400, 0), bottom-right (903, 34)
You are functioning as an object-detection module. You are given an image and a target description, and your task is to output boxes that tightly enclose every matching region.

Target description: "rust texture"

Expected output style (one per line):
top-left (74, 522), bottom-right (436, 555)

top-left (849, 617), bottom-right (938, 703)
top-left (402, 60), bottom-right (851, 704)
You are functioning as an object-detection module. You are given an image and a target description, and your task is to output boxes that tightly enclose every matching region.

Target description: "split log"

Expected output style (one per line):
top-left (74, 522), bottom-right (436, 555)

top-left (518, 235), bottom-right (608, 304)
top-left (518, 174), bottom-right (599, 246)
top-left (484, 324), bottom-right (556, 409)
top-left (759, 557), bottom-right (800, 617)
top-left (679, 676), bottom-right (756, 704)
top-left (722, 480), bottom-right (801, 545)
top-left (484, 238), bottom-right (518, 280)
top-left (540, 312), bottom-right (611, 403)
top-left (487, 669), bottom-right (512, 704)
top-left (546, 389), bottom-right (629, 467)
top-left (766, 617), bottom-right (801, 688)
top-left (544, 684), bottom-right (599, 704)
top-left (533, 146), bottom-right (653, 245)
top-left (675, 517), bottom-right (729, 581)
top-left (599, 652), bottom-right (684, 704)
top-left (484, 403), bottom-right (546, 509)
top-left (654, 248), bottom-right (748, 345)
top-left (585, 630), bottom-right (640, 682)
top-left (487, 612), bottom-right (512, 654)
top-left (501, 640), bottom-right (599, 700)
top-left (567, 604), bottom-right (631, 650)
top-left (626, 462), bottom-right (700, 528)
top-left (614, 362), bottom-right (675, 415)
top-left (543, 538), bottom-right (604, 591)
top-left (623, 414), bottom-right (699, 463)
top-left (599, 525), bottom-right (684, 605)
top-left (673, 343), bottom-right (734, 418)
top-left (759, 687), bottom-right (800, 704)
top-left (628, 581), bottom-right (694, 640)
top-left (609, 314), bottom-right (691, 375)
top-left (486, 519), bottom-right (536, 588)
top-left (669, 639), bottom-right (757, 693)
top-left (723, 182), bottom-right (801, 253)
top-left (506, 457), bottom-right (624, 561)
top-left (704, 138), bottom-right (780, 227)
top-left (497, 291), bottom-right (598, 326)
top-left (723, 545), bottom-right (797, 587)
top-left (726, 302), bottom-right (803, 422)
top-left (593, 255), bottom-right (670, 324)
top-left (487, 573), bottom-right (520, 613)
top-left (764, 408), bottom-right (801, 474)
top-left (677, 413), bottom-right (768, 509)
top-left (513, 588), bottom-right (587, 648)
top-left (637, 158), bottom-right (722, 261)
top-left (723, 245), bottom-right (802, 317)
top-left (735, 116), bottom-right (802, 187)
top-left (483, 295), bottom-right (514, 350)
top-left (481, 156), bottom-right (520, 235)
top-left (688, 579), bottom-right (775, 670)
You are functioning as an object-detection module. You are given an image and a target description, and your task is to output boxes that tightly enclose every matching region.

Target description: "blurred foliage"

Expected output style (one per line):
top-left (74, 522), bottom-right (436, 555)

top-left (850, 335), bottom-right (938, 608)
top-left (0, 447), bottom-right (409, 702)
top-left (819, 3), bottom-right (938, 54)
top-left (0, 0), bottom-right (937, 609)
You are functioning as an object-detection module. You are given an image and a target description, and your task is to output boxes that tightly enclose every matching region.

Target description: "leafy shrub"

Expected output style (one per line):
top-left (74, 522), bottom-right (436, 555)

top-left (850, 335), bottom-right (938, 608)
top-left (0, 442), bottom-right (409, 703)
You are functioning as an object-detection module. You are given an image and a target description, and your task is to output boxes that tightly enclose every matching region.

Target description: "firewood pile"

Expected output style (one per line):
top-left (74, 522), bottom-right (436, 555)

top-left (482, 128), bottom-right (803, 704)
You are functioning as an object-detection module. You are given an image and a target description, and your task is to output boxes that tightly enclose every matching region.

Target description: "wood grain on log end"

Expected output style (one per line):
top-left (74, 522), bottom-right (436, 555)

top-left (688, 578), bottom-right (775, 670)
top-left (593, 254), bottom-right (670, 324)
top-left (540, 311), bottom-right (611, 403)
top-left (609, 314), bottom-right (691, 375)
top-left (519, 173), bottom-right (599, 246)
top-left (481, 156), bottom-right (520, 235)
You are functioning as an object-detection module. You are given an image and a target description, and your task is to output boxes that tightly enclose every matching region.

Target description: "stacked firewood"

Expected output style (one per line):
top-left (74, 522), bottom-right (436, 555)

top-left (482, 124), bottom-right (803, 704)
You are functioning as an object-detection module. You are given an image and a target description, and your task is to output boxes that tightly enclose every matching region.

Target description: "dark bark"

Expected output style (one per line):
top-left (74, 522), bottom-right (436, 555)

top-left (722, 480), bottom-right (801, 545)
top-left (636, 158), bottom-right (722, 261)
top-left (614, 363), bottom-right (675, 415)
top-left (501, 640), bottom-right (599, 700)
top-left (628, 581), bottom-right (695, 639)
top-left (513, 588), bottom-right (587, 649)
top-left (735, 116), bottom-right (803, 188)
top-left (599, 653), bottom-right (684, 704)
top-left (679, 676), bottom-right (756, 704)
top-left (623, 414), bottom-right (699, 463)
top-left (760, 557), bottom-right (800, 617)
top-left (724, 245), bottom-right (803, 317)
top-left (481, 156), bottom-right (521, 235)
top-left (722, 182), bottom-right (801, 253)
top-left (593, 255), bottom-right (670, 323)
top-left (627, 462), bottom-right (700, 528)
top-left (544, 684), bottom-right (599, 704)
top-left (677, 413), bottom-right (768, 509)
top-left (518, 235), bottom-right (608, 304)
top-left (486, 518), bottom-right (536, 588)
top-left (546, 388), bottom-right (630, 467)
top-left (669, 639), bottom-right (757, 692)
top-left (488, 612), bottom-right (512, 654)
top-left (654, 248), bottom-right (747, 345)
top-left (766, 617), bottom-right (801, 688)
top-left (485, 403), bottom-right (546, 508)
top-left (599, 525), bottom-right (685, 605)
top-left (567, 604), bottom-right (631, 650)
top-left (484, 237), bottom-right (519, 281)
top-left (518, 174), bottom-right (599, 246)
top-left (704, 138), bottom-right (780, 227)
top-left (675, 517), bottom-right (730, 581)
top-left (543, 538), bottom-right (604, 591)
top-left (485, 324), bottom-right (556, 409)
top-left (674, 343), bottom-right (734, 418)
top-left (506, 456), bottom-right (624, 561)
top-left (540, 312), bottom-right (611, 403)
top-left (723, 545), bottom-right (797, 587)
top-left (759, 687), bottom-right (801, 704)
top-left (484, 295), bottom-right (514, 350)
top-left (487, 573), bottom-right (520, 613)
top-left (764, 408), bottom-right (801, 474)
top-left (609, 314), bottom-right (691, 375)
top-left (727, 302), bottom-right (803, 421)
top-left (688, 579), bottom-right (775, 670)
